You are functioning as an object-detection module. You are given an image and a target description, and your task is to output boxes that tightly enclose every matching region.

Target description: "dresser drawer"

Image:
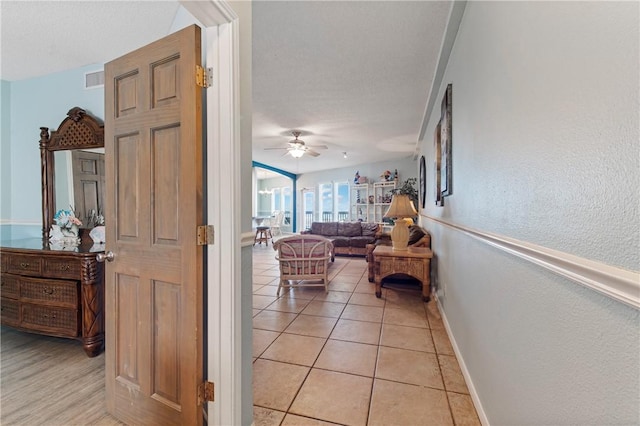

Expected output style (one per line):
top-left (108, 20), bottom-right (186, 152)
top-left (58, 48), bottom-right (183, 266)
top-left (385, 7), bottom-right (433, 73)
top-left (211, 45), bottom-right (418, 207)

top-left (21, 303), bottom-right (78, 337)
top-left (43, 258), bottom-right (82, 280)
top-left (1, 273), bottom-right (20, 299)
top-left (5, 253), bottom-right (42, 276)
top-left (1, 297), bottom-right (20, 325)
top-left (20, 277), bottom-right (79, 307)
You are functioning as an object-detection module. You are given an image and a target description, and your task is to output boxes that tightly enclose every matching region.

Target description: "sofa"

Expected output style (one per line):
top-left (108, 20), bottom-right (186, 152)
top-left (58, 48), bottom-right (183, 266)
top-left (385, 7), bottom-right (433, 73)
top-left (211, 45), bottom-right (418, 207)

top-left (366, 224), bottom-right (431, 282)
top-left (301, 221), bottom-right (380, 259)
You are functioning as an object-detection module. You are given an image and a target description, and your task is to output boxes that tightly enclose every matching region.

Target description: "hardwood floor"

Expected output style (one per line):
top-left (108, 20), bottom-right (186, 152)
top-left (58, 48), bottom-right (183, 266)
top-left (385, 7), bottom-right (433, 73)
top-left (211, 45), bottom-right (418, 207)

top-left (0, 326), bottom-right (122, 426)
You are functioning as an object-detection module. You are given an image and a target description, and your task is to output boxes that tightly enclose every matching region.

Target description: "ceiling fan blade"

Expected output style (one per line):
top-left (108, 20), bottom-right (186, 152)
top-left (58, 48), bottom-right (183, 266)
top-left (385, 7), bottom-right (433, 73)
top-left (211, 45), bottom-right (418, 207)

top-left (264, 147), bottom-right (287, 151)
top-left (307, 144), bottom-right (328, 150)
top-left (306, 149), bottom-right (321, 157)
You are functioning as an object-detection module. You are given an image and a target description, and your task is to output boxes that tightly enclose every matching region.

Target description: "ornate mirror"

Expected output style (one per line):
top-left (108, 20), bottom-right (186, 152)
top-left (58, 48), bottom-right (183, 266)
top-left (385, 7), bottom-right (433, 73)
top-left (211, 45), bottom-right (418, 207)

top-left (40, 107), bottom-right (105, 242)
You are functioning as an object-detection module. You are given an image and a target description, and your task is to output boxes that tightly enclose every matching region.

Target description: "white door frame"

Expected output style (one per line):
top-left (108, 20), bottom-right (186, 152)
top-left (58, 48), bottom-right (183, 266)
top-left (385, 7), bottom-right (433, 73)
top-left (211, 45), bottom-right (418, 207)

top-left (180, 1), bottom-right (242, 425)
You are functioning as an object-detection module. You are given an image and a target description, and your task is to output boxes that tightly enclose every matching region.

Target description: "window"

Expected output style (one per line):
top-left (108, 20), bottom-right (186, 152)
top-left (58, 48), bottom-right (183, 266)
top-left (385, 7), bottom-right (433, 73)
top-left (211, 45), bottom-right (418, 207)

top-left (317, 181), bottom-right (350, 222)
top-left (336, 182), bottom-right (349, 222)
top-left (302, 189), bottom-right (315, 230)
top-left (272, 188), bottom-right (281, 214)
top-left (283, 187), bottom-right (292, 225)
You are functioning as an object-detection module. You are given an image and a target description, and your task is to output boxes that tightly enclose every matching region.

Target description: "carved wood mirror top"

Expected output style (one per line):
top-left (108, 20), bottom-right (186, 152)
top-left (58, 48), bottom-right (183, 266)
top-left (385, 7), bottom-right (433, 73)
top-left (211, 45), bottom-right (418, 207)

top-left (40, 107), bottom-right (104, 242)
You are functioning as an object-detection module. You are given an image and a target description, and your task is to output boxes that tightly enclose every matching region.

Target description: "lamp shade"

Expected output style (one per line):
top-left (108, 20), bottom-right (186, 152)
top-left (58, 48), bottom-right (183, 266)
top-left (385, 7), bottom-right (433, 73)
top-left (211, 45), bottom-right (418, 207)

top-left (384, 194), bottom-right (417, 218)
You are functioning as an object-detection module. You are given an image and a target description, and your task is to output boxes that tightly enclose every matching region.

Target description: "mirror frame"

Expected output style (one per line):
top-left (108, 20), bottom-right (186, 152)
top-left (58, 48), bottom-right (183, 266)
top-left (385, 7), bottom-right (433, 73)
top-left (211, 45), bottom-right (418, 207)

top-left (39, 107), bottom-right (104, 242)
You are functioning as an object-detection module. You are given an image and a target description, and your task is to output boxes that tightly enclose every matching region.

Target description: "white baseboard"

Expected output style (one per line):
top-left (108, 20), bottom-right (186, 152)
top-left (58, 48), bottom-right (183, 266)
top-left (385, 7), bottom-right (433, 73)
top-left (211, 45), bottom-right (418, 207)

top-left (436, 293), bottom-right (490, 426)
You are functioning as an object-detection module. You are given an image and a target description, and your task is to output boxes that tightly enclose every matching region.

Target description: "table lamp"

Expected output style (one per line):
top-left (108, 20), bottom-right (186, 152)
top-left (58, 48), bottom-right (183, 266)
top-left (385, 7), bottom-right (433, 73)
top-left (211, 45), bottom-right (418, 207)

top-left (383, 194), bottom-right (418, 251)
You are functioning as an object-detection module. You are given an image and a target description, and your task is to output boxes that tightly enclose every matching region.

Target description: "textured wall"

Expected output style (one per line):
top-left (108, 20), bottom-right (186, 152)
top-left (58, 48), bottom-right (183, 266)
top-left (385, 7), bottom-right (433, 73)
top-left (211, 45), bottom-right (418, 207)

top-left (420, 2), bottom-right (639, 424)
top-left (428, 1), bottom-right (639, 271)
top-left (7, 66), bottom-right (104, 226)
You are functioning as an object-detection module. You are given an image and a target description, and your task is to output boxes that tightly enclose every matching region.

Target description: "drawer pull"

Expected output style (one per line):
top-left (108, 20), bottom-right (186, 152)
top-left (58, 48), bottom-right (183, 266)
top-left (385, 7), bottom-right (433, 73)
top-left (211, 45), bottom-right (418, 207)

top-left (59, 265), bottom-right (71, 271)
top-left (20, 262), bottom-right (30, 269)
top-left (43, 287), bottom-right (55, 295)
top-left (42, 314), bottom-right (56, 320)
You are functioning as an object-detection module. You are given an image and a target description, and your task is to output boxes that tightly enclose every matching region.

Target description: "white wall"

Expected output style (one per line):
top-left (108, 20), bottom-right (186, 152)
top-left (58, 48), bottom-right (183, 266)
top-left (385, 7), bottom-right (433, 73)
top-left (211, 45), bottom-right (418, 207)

top-left (419, 2), bottom-right (639, 424)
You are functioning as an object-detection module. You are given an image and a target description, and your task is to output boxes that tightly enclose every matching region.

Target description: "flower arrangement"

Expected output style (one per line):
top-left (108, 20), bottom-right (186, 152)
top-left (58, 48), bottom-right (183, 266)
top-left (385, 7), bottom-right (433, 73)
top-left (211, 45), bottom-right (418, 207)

top-left (54, 208), bottom-right (82, 230)
top-left (50, 207), bottom-right (82, 246)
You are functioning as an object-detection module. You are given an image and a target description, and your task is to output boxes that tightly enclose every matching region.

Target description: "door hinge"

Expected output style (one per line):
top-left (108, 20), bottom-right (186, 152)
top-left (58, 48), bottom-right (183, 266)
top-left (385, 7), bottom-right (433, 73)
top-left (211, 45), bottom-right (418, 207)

top-left (198, 381), bottom-right (215, 404)
top-left (197, 225), bottom-right (214, 245)
top-left (196, 65), bottom-right (213, 88)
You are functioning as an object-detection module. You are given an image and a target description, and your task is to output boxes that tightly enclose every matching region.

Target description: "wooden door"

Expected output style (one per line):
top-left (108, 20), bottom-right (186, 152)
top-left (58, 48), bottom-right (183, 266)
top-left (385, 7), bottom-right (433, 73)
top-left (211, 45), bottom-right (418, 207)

top-left (104, 24), bottom-right (204, 425)
top-left (71, 150), bottom-right (105, 226)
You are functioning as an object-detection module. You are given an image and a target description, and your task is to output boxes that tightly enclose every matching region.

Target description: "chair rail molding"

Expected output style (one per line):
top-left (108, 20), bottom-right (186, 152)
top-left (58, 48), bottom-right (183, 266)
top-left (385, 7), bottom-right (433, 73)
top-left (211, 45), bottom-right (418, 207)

top-left (425, 216), bottom-right (640, 309)
top-left (241, 231), bottom-right (256, 247)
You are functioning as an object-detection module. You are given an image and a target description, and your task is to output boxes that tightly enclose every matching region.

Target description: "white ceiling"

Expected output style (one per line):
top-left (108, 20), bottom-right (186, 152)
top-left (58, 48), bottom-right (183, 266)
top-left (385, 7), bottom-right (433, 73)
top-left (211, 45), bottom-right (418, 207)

top-left (0, 1), bottom-right (181, 81)
top-left (0, 1), bottom-right (451, 175)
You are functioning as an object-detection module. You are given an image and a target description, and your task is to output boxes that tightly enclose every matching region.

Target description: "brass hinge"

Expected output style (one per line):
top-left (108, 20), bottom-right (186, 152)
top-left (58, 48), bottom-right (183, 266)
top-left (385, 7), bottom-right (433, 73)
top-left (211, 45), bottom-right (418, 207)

top-left (198, 381), bottom-right (215, 404)
top-left (197, 225), bottom-right (214, 245)
top-left (196, 65), bottom-right (213, 88)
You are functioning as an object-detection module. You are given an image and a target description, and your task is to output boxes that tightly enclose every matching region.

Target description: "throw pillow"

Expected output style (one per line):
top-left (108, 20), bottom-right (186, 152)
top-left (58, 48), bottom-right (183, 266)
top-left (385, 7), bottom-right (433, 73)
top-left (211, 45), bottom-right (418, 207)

top-left (408, 225), bottom-right (426, 245)
top-left (361, 222), bottom-right (379, 237)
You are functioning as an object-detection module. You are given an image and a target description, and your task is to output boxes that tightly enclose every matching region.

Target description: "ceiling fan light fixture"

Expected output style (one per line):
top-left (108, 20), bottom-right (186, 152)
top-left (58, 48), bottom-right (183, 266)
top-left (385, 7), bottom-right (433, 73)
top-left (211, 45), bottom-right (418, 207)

top-left (290, 147), bottom-right (305, 158)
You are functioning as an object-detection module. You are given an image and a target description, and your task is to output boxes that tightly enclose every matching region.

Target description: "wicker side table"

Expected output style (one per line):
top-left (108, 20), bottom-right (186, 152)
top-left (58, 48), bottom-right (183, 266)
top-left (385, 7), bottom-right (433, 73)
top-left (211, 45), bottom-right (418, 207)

top-left (373, 245), bottom-right (433, 302)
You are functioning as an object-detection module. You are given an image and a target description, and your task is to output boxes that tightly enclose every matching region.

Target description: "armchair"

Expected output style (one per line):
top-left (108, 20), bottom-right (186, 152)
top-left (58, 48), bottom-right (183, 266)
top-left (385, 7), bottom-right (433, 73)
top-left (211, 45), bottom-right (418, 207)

top-left (273, 235), bottom-right (333, 296)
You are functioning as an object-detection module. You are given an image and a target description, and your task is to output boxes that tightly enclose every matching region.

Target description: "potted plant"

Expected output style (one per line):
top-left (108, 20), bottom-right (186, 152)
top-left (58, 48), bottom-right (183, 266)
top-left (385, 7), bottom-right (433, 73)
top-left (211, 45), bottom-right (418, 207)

top-left (391, 178), bottom-right (418, 210)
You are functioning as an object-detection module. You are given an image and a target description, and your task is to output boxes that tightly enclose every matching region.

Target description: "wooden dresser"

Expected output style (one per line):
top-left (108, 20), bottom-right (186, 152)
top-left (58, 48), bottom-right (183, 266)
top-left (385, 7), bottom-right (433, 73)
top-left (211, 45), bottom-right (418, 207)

top-left (0, 238), bottom-right (104, 357)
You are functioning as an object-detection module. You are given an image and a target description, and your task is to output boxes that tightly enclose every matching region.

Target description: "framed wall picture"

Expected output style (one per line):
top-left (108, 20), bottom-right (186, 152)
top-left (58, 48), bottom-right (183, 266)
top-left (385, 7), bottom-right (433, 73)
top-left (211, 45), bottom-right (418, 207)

top-left (434, 120), bottom-right (443, 206)
top-left (440, 83), bottom-right (452, 197)
top-left (419, 155), bottom-right (426, 209)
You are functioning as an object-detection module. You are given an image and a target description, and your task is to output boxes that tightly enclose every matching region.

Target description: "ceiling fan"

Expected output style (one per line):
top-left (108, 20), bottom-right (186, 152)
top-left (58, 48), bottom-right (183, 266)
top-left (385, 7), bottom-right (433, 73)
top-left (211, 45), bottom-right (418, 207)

top-left (264, 131), bottom-right (328, 158)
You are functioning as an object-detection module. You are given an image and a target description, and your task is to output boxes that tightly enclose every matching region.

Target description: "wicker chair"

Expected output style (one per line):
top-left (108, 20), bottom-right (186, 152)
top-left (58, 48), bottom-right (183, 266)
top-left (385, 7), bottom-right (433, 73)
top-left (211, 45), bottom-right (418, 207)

top-left (273, 235), bottom-right (333, 296)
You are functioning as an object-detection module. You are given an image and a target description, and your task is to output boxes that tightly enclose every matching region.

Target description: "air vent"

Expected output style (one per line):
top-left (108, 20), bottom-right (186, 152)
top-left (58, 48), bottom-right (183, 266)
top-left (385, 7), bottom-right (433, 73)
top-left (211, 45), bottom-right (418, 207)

top-left (84, 70), bottom-right (104, 89)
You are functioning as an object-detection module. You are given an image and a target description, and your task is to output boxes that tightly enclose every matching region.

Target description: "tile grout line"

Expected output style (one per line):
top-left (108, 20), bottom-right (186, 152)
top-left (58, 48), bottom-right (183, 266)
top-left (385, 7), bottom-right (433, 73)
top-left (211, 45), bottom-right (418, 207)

top-left (255, 254), bottom-right (462, 424)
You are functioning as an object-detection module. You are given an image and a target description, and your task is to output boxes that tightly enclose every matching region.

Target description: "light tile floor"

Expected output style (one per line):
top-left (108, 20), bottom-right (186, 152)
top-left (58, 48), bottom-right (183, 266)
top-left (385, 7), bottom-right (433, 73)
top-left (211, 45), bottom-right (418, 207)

top-left (252, 243), bottom-right (481, 426)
